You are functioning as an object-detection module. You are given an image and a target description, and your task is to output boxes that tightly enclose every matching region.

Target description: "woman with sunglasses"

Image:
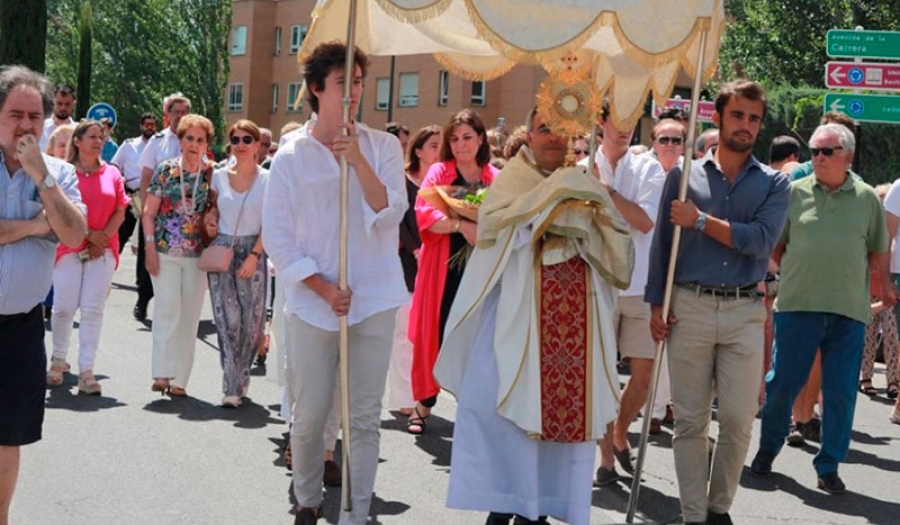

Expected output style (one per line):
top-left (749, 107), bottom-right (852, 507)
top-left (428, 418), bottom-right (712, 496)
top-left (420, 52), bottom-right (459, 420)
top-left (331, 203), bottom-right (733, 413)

top-left (143, 114), bottom-right (215, 398)
top-left (46, 120), bottom-right (130, 394)
top-left (202, 120), bottom-right (269, 407)
top-left (651, 118), bottom-right (686, 174)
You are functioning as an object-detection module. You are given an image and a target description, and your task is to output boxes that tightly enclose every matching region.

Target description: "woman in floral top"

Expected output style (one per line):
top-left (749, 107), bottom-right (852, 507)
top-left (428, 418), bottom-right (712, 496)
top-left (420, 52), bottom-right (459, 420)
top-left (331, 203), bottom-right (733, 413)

top-left (142, 114), bottom-right (214, 397)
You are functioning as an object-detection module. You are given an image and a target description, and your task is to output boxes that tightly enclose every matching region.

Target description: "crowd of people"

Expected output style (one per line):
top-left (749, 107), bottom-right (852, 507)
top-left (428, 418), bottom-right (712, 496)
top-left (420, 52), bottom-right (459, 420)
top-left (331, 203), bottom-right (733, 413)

top-left (2, 39), bottom-right (900, 525)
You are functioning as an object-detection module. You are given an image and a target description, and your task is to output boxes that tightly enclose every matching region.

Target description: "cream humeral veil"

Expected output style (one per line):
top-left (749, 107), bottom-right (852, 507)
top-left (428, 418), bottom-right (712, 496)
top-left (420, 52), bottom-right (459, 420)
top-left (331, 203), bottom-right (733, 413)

top-left (435, 148), bottom-right (635, 440)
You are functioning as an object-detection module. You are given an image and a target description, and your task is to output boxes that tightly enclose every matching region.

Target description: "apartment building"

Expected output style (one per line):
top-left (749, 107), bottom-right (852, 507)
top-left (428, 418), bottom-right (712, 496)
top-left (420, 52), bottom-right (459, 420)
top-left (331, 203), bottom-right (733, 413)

top-left (226, 0), bottom-right (545, 140)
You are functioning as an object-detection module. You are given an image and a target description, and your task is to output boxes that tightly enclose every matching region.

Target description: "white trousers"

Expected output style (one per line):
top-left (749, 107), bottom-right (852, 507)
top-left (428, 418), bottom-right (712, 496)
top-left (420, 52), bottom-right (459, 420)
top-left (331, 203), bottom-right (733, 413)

top-left (386, 297), bottom-right (414, 410)
top-left (51, 250), bottom-right (117, 373)
top-left (150, 253), bottom-right (207, 389)
top-left (286, 308), bottom-right (396, 525)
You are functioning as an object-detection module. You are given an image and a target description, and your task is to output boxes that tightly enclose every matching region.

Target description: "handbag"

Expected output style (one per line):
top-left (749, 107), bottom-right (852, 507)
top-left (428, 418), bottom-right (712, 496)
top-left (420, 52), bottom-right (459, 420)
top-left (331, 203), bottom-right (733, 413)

top-left (197, 185), bottom-right (250, 273)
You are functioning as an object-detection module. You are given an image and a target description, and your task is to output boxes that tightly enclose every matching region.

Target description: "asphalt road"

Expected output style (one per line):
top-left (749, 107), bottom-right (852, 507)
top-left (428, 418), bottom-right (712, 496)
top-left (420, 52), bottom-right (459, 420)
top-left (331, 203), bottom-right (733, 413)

top-left (12, 250), bottom-right (900, 525)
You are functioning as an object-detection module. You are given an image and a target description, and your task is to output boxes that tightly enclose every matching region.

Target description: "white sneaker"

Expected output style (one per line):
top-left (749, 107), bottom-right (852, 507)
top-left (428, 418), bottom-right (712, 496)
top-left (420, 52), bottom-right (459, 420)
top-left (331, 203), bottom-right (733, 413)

top-left (890, 409), bottom-right (900, 425)
top-left (222, 395), bottom-right (242, 408)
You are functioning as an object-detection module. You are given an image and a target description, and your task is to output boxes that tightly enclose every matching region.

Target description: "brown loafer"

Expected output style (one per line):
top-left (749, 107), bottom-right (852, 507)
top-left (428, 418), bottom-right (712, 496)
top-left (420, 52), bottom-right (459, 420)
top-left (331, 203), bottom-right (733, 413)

top-left (168, 386), bottom-right (188, 397)
top-left (649, 418), bottom-right (662, 435)
top-left (323, 459), bottom-right (342, 487)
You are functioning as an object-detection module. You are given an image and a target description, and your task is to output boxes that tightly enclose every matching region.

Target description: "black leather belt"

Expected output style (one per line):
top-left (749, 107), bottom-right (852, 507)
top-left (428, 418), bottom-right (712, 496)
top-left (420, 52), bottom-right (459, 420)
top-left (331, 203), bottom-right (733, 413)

top-left (676, 282), bottom-right (762, 300)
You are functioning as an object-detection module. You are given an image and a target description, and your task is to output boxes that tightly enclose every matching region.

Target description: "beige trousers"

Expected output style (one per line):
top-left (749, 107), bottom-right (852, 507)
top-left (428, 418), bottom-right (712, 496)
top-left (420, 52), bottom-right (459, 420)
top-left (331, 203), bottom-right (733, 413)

top-left (667, 287), bottom-right (765, 522)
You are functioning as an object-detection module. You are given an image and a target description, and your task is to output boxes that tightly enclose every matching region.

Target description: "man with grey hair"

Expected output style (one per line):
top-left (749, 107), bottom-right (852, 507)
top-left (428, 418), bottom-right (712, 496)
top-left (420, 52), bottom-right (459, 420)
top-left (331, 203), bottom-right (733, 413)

top-left (0, 65), bottom-right (86, 525)
top-left (751, 123), bottom-right (897, 494)
top-left (694, 128), bottom-right (718, 159)
top-left (132, 92), bottom-right (191, 321)
top-left (257, 128), bottom-right (273, 167)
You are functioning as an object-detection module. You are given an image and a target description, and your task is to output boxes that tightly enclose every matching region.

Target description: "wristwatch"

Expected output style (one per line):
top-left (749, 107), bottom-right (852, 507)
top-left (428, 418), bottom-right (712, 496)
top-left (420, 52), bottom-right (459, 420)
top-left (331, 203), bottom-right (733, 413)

top-left (694, 211), bottom-right (708, 231)
top-left (38, 174), bottom-right (57, 192)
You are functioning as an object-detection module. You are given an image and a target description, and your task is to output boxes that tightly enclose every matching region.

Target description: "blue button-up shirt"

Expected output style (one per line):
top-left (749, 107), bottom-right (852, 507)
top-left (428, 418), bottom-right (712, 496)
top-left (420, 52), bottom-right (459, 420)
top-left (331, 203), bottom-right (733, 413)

top-left (644, 150), bottom-right (791, 305)
top-left (0, 151), bottom-right (85, 315)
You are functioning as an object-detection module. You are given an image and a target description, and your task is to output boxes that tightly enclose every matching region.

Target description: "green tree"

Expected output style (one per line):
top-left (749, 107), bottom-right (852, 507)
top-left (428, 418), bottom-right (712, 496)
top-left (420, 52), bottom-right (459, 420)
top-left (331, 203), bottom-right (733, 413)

top-left (0, 0), bottom-right (48, 71)
top-left (45, 0), bottom-right (232, 143)
top-left (75, 0), bottom-right (92, 120)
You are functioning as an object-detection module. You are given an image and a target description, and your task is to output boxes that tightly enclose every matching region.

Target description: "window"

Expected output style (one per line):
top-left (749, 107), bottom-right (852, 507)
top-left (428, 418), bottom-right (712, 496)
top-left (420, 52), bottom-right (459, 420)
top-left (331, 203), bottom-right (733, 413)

top-left (290, 25), bottom-right (308, 55)
top-left (438, 70), bottom-right (449, 107)
top-left (271, 83), bottom-right (279, 114)
top-left (287, 82), bottom-right (302, 112)
top-left (375, 78), bottom-right (390, 111)
top-left (231, 26), bottom-right (248, 56)
top-left (471, 80), bottom-right (486, 106)
top-left (398, 73), bottom-right (419, 107)
top-left (227, 84), bottom-right (243, 112)
top-left (274, 26), bottom-right (282, 56)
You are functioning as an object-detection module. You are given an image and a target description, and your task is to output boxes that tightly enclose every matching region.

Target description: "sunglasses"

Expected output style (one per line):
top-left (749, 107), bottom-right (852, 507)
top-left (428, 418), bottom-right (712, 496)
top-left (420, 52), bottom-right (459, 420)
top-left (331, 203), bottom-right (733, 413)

top-left (573, 148), bottom-right (589, 155)
top-left (657, 136), bottom-right (683, 146)
top-left (230, 135), bottom-right (254, 145)
top-left (810, 146), bottom-right (843, 157)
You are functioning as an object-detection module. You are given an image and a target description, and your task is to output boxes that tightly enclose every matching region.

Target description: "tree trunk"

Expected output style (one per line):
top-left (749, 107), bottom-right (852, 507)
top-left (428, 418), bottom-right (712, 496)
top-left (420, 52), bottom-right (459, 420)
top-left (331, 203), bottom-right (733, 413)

top-left (75, 0), bottom-right (92, 120)
top-left (0, 0), bottom-right (48, 71)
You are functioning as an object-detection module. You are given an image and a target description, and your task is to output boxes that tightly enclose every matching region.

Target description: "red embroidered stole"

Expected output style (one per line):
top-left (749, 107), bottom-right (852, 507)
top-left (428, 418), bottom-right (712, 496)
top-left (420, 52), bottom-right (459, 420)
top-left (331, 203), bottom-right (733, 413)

top-left (537, 254), bottom-right (591, 443)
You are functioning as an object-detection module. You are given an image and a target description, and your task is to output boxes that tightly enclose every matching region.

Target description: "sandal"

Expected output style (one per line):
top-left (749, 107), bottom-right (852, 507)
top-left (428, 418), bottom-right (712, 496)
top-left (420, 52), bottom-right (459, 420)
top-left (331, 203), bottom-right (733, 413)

top-left (888, 383), bottom-right (899, 400)
top-left (46, 358), bottom-right (70, 387)
top-left (168, 386), bottom-right (188, 397)
top-left (78, 371), bottom-right (102, 396)
top-left (859, 380), bottom-right (878, 396)
top-left (406, 405), bottom-right (430, 435)
top-left (151, 378), bottom-right (170, 395)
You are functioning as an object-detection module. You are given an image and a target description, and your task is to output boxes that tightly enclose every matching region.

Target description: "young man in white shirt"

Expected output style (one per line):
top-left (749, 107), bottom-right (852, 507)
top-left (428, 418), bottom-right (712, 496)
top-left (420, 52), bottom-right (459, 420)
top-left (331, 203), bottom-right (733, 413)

top-left (38, 84), bottom-right (75, 150)
top-left (586, 102), bottom-right (667, 486)
top-left (263, 43), bottom-right (408, 525)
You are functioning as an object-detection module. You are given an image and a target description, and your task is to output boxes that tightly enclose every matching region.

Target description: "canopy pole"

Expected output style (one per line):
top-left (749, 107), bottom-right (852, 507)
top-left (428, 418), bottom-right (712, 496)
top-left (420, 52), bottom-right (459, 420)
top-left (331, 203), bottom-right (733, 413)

top-left (626, 26), bottom-right (709, 523)
top-left (339, 0), bottom-right (360, 513)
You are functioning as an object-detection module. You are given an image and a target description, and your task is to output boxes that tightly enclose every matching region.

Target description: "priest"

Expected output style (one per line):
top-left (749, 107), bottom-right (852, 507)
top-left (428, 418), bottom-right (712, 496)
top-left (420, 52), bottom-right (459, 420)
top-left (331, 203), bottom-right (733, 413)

top-left (435, 108), bottom-right (634, 525)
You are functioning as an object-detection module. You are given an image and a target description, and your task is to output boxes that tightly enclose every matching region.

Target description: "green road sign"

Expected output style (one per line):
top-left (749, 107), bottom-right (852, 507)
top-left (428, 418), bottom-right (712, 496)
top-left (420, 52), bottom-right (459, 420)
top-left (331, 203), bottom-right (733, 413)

top-left (827, 29), bottom-right (900, 60)
top-left (824, 93), bottom-right (900, 124)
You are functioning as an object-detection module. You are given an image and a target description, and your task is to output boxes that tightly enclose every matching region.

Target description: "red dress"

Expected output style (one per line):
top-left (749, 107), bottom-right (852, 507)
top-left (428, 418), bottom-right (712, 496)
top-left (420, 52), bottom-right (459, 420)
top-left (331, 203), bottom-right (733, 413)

top-left (408, 160), bottom-right (497, 401)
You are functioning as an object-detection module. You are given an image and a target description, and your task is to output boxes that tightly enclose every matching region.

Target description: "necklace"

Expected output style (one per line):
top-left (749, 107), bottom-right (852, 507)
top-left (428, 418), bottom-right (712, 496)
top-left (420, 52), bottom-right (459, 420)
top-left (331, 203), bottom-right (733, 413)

top-left (77, 162), bottom-right (102, 177)
top-left (178, 159), bottom-right (204, 216)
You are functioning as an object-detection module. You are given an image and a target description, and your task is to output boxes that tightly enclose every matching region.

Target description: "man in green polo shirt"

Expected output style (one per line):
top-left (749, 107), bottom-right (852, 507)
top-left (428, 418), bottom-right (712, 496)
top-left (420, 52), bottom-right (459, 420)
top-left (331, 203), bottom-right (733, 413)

top-left (750, 123), bottom-right (897, 494)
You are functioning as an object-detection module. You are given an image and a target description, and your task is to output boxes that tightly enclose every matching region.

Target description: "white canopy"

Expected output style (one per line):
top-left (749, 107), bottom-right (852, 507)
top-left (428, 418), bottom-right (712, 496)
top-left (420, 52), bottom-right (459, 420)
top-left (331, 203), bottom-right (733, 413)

top-left (300, 0), bottom-right (725, 127)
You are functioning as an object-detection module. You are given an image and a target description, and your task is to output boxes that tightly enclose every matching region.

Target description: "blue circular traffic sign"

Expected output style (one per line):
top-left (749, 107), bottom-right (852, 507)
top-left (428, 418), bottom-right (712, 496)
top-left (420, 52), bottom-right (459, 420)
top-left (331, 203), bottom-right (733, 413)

top-left (847, 67), bottom-right (865, 85)
top-left (847, 99), bottom-right (865, 117)
top-left (87, 102), bottom-right (117, 128)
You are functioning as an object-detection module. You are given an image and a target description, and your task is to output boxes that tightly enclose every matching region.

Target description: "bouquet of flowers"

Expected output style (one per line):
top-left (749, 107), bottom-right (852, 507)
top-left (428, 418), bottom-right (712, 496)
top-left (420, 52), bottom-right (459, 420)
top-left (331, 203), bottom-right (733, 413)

top-left (418, 184), bottom-right (487, 222)
top-left (419, 184), bottom-right (489, 269)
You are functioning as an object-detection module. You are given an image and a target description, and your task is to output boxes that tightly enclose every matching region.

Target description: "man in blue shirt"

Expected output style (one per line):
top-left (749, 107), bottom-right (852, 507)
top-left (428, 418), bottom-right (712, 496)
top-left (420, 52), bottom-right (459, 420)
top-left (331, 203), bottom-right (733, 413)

top-left (0, 65), bottom-right (86, 525)
top-left (645, 80), bottom-right (791, 525)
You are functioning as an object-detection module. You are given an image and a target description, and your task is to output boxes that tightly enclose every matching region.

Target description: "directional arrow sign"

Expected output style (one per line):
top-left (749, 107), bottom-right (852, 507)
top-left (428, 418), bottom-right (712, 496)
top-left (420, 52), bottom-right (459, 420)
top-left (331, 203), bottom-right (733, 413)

top-left (826, 62), bottom-right (900, 91)
top-left (824, 93), bottom-right (900, 124)
top-left (827, 29), bottom-right (900, 60)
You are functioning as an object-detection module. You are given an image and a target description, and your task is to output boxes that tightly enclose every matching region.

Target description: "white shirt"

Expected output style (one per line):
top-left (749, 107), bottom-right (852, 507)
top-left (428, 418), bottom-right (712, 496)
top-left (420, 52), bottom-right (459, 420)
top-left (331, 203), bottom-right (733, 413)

top-left (139, 128), bottom-right (182, 173)
top-left (39, 116), bottom-right (75, 150)
top-left (110, 136), bottom-right (150, 190)
top-left (212, 166), bottom-right (268, 236)
top-left (584, 148), bottom-right (666, 296)
top-left (263, 122), bottom-right (409, 331)
top-left (883, 179), bottom-right (900, 273)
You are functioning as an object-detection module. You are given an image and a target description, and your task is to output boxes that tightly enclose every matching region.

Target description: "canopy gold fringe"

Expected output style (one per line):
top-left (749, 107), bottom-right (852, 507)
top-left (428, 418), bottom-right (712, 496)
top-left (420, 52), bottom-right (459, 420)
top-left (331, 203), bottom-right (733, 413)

top-left (373, 0), bottom-right (451, 24)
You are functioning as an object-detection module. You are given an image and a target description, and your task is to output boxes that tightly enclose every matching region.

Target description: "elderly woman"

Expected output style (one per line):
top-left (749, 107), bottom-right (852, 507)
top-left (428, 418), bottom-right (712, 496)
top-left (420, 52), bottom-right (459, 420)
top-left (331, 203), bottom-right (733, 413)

top-left (45, 124), bottom-right (74, 159)
top-left (203, 120), bottom-right (269, 407)
top-left (387, 124), bottom-right (442, 416)
top-left (408, 109), bottom-right (497, 434)
top-left (651, 118), bottom-right (685, 173)
top-left (46, 120), bottom-right (129, 395)
top-left (142, 114), bottom-right (215, 397)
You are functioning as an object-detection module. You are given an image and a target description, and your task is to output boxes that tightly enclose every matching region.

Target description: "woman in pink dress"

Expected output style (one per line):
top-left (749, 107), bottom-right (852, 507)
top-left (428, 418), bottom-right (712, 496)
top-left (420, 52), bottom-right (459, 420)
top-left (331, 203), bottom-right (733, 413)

top-left (408, 109), bottom-right (497, 434)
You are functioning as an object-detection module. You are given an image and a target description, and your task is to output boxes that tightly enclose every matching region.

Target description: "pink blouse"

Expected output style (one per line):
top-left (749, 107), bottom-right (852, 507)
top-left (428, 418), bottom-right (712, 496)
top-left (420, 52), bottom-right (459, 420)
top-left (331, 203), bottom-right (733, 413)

top-left (56, 163), bottom-right (130, 268)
